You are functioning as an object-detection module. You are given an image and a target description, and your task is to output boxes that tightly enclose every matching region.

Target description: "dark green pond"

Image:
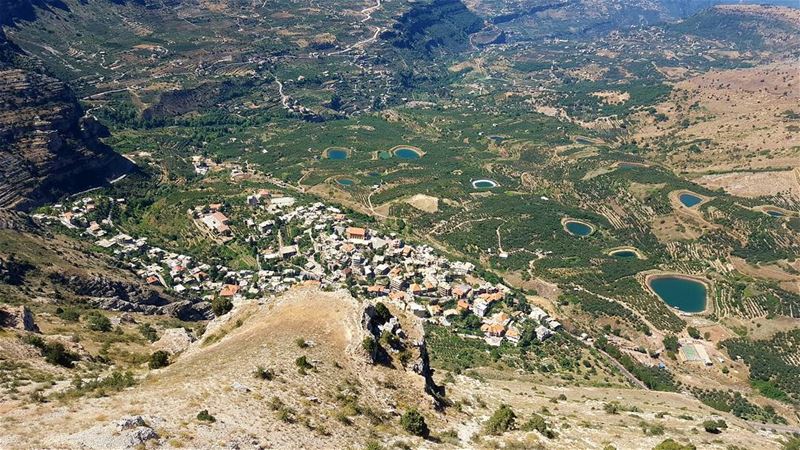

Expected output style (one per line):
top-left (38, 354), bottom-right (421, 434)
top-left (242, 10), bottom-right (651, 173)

top-left (679, 193), bottom-right (702, 207)
top-left (649, 276), bottom-right (707, 313)
top-left (337, 178), bottom-right (354, 186)
top-left (612, 250), bottom-right (638, 259)
top-left (565, 221), bottom-right (593, 237)
top-left (472, 179), bottom-right (498, 189)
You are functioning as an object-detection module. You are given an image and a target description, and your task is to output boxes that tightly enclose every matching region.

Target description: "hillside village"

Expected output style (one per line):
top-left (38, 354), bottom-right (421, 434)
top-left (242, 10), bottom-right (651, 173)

top-left (36, 191), bottom-right (563, 347)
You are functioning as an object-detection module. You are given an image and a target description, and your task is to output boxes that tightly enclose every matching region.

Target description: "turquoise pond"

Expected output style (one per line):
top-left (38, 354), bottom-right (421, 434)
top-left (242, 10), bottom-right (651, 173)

top-left (337, 178), bottom-right (354, 186)
top-left (611, 250), bottom-right (638, 259)
top-left (565, 221), bottom-right (593, 237)
top-left (679, 193), bottom-right (703, 207)
top-left (327, 149), bottom-right (348, 160)
top-left (394, 148), bottom-right (421, 159)
top-left (649, 276), bottom-right (707, 313)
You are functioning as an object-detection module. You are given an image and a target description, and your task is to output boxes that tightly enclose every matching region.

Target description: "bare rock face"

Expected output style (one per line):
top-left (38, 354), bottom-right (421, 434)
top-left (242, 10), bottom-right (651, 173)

top-left (0, 304), bottom-right (39, 332)
top-left (0, 28), bottom-right (134, 211)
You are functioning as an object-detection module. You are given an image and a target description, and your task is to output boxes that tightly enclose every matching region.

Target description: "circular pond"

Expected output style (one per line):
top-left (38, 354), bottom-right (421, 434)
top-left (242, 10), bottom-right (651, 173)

top-left (648, 275), bottom-right (707, 313)
top-left (564, 220), bottom-right (594, 237)
top-left (472, 179), bottom-right (498, 189)
top-left (679, 193), bottom-right (703, 207)
top-left (326, 148), bottom-right (348, 160)
top-left (393, 147), bottom-right (422, 160)
top-left (337, 178), bottom-right (355, 187)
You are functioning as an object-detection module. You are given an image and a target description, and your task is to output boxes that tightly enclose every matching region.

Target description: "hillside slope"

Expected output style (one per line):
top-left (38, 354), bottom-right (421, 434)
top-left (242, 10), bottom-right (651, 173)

top-left (0, 286), bottom-right (441, 449)
top-left (0, 28), bottom-right (133, 210)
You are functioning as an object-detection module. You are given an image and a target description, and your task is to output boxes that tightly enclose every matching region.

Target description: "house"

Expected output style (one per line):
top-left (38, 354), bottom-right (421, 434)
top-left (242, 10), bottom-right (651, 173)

top-left (201, 212), bottom-right (231, 235)
top-left (219, 284), bottom-right (240, 297)
top-left (473, 299), bottom-right (489, 317)
top-left (505, 325), bottom-right (521, 344)
top-left (346, 227), bottom-right (366, 240)
top-left (529, 307), bottom-right (549, 322)
top-left (271, 196), bottom-right (296, 208)
top-left (453, 284), bottom-right (472, 299)
top-left (367, 285), bottom-right (387, 297)
top-left (145, 275), bottom-right (161, 286)
top-left (389, 290), bottom-right (407, 303)
top-left (456, 299), bottom-right (470, 311)
top-left (279, 245), bottom-right (299, 259)
top-left (535, 325), bottom-right (552, 341)
top-left (481, 323), bottom-right (505, 337)
top-left (492, 312), bottom-right (512, 327)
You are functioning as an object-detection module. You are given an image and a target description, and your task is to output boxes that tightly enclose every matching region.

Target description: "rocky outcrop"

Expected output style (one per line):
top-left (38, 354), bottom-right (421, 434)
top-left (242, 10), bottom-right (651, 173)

top-left (162, 299), bottom-right (213, 321)
top-left (0, 304), bottom-right (39, 332)
top-left (362, 302), bottom-right (444, 406)
top-left (0, 28), bottom-right (134, 211)
top-left (48, 273), bottom-right (172, 314)
top-left (63, 416), bottom-right (161, 449)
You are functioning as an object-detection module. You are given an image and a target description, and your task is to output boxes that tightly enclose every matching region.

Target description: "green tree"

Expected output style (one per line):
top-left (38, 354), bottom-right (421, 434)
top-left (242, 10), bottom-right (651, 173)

top-left (663, 335), bottom-right (679, 352)
top-left (484, 404), bottom-right (516, 435)
top-left (687, 327), bottom-right (701, 339)
top-left (400, 408), bottom-right (429, 437)
top-left (86, 312), bottom-right (112, 332)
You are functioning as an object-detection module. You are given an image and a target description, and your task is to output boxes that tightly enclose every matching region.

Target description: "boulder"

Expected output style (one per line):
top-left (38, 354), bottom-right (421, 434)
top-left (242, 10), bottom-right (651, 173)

top-left (153, 327), bottom-right (195, 354)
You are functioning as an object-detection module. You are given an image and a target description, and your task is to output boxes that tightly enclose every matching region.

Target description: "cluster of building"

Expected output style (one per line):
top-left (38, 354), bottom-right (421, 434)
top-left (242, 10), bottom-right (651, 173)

top-left (38, 191), bottom-right (563, 346)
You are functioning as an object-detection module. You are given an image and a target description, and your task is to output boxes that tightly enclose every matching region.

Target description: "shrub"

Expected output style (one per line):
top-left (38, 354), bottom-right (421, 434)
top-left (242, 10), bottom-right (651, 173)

top-left (702, 419), bottom-right (727, 434)
top-left (55, 307), bottom-right (80, 322)
top-left (484, 404), bottom-right (516, 435)
top-left (23, 335), bottom-right (77, 368)
top-left (362, 336), bottom-right (378, 357)
top-left (653, 438), bottom-right (696, 450)
top-left (138, 323), bottom-right (158, 342)
top-left (86, 312), bottom-right (112, 332)
top-left (211, 297), bottom-right (233, 316)
top-left (254, 366), bottom-right (274, 380)
top-left (604, 402), bottom-right (620, 414)
top-left (365, 441), bottom-right (383, 450)
top-left (196, 410), bottom-right (216, 422)
top-left (521, 413), bottom-right (555, 438)
top-left (148, 350), bottom-right (170, 369)
top-left (784, 436), bottom-right (800, 450)
top-left (295, 355), bottom-right (313, 374)
top-left (640, 421), bottom-right (665, 436)
top-left (400, 408), bottom-right (428, 437)
top-left (295, 338), bottom-right (309, 348)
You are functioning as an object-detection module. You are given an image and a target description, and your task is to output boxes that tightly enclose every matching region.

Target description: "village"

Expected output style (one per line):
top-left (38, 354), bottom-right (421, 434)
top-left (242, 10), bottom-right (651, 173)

top-left (35, 190), bottom-right (563, 347)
